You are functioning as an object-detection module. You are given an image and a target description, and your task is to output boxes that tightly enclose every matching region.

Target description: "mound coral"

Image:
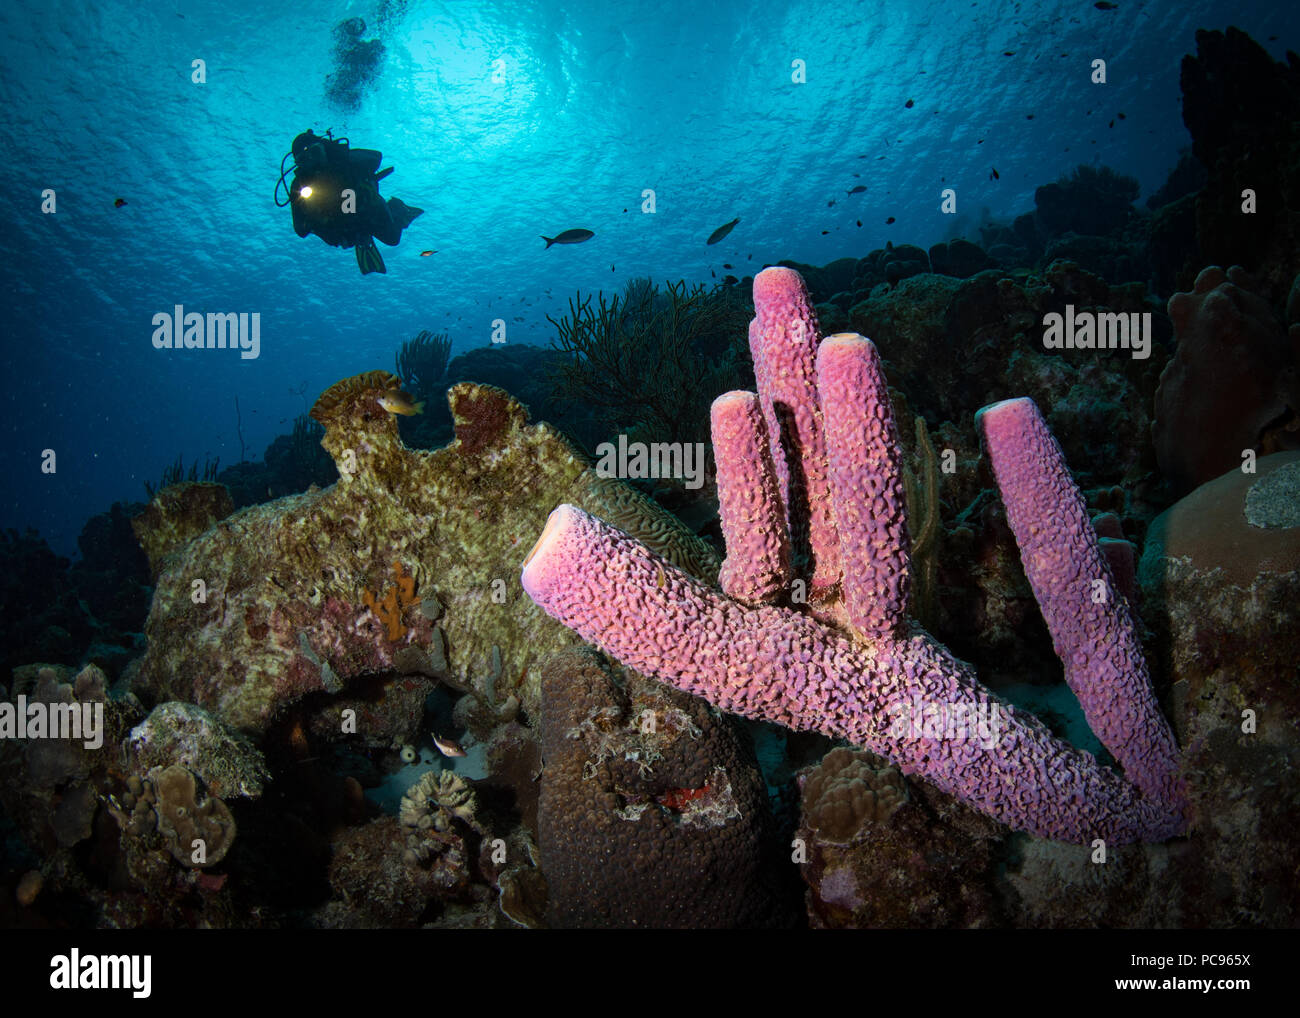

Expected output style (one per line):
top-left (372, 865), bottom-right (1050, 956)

top-left (524, 267), bottom-right (1187, 845)
top-left (801, 747), bottom-right (909, 843)
top-left (133, 372), bottom-right (717, 735)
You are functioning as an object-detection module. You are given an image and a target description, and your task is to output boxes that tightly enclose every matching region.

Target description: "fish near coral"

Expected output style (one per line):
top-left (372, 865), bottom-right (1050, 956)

top-left (377, 389), bottom-right (424, 416)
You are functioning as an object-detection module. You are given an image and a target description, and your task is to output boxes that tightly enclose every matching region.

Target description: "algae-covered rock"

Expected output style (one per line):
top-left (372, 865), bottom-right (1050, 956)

top-left (134, 374), bottom-right (719, 735)
top-left (1137, 452), bottom-right (1300, 925)
top-left (127, 701), bottom-right (269, 799)
top-left (538, 646), bottom-right (796, 929)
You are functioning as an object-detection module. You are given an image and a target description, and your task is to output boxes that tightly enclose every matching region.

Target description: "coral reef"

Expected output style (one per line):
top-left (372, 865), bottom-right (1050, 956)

top-left (325, 815), bottom-right (483, 927)
top-left (537, 646), bottom-right (797, 928)
top-left (0, 665), bottom-right (252, 923)
top-left (0, 665), bottom-right (140, 856)
top-left (131, 371), bottom-right (717, 735)
top-left (322, 769), bottom-right (504, 928)
top-left (0, 510), bottom-right (150, 683)
top-left (1153, 265), bottom-right (1300, 495)
top-left (844, 261), bottom-right (1167, 495)
top-left (524, 267), bottom-right (1186, 845)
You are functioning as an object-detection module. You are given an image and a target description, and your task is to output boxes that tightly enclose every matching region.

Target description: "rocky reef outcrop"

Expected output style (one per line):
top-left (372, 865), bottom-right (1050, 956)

top-left (131, 372), bottom-right (718, 736)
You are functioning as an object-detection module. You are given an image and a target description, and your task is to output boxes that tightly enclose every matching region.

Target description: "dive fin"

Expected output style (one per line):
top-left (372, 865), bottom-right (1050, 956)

top-left (356, 237), bottom-right (387, 275)
top-left (386, 197), bottom-right (424, 230)
top-left (374, 166), bottom-right (395, 183)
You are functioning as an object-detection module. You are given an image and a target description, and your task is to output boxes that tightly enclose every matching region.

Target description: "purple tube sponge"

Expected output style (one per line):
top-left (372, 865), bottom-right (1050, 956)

top-left (748, 268), bottom-right (841, 595)
top-left (816, 334), bottom-right (912, 637)
top-left (522, 268), bottom-right (1188, 845)
top-left (711, 391), bottom-right (792, 605)
top-left (977, 398), bottom-right (1183, 807)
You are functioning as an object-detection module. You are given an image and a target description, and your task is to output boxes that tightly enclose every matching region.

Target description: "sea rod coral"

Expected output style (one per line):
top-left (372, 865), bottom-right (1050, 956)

top-left (522, 266), bottom-right (1188, 845)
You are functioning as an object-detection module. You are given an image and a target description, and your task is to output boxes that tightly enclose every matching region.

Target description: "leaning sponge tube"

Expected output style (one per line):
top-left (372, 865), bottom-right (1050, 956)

top-left (521, 502), bottom-right (1187, 845)
top-left (976, 397), bottom-right (1184, 807)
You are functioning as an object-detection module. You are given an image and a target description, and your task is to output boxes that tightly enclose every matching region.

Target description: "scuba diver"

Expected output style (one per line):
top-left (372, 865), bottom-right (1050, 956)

top-left (276, 129), bottom-right (423, 274)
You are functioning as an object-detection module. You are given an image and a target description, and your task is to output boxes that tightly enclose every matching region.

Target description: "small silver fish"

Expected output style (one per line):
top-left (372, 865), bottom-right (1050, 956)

top-left (432, 733), bottom-right (466, 758)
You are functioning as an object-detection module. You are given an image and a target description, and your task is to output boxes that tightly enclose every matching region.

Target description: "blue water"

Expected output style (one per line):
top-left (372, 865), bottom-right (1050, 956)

top-left (1, 0), bottom-right (1296, 554)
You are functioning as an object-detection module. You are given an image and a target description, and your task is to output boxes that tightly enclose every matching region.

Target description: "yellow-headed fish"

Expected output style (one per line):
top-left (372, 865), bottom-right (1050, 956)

top-left (377, 390), bottom-right (424, 416)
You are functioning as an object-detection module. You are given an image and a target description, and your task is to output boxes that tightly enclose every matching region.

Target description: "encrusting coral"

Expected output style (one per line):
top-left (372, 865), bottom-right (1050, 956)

top-left (132, 371), bottom-right (717, 734)
top-left (523, 266), bottom-right (1188, 846)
